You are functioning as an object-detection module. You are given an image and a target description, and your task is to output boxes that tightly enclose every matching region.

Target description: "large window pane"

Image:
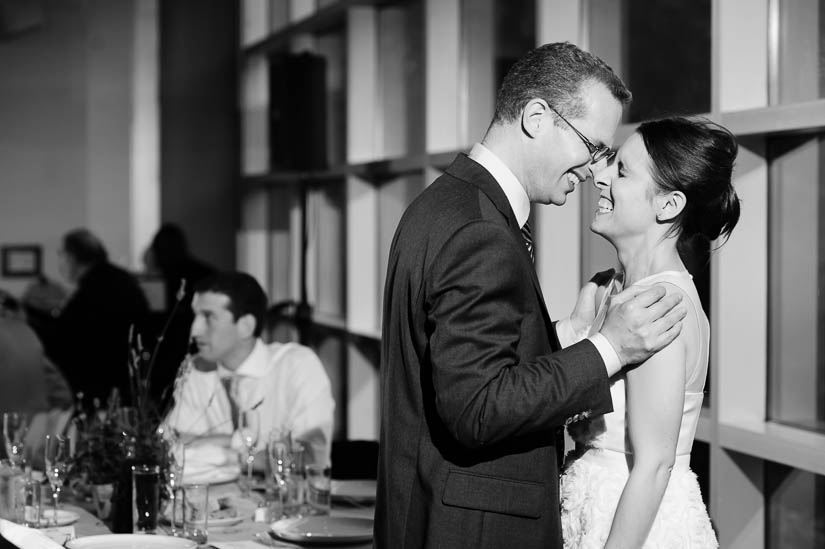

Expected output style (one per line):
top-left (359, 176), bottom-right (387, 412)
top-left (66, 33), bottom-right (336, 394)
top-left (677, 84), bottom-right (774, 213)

top-left (461, 0), bottom-right (534, 144)
top-left (768, 133), bottom-right (825, 434)
top-left (765, 461), bottom-right (825, 548)
top-left (588, 0), bottom-right (711, 122)
top-left (307, 179), bottom-right (346, 319)
top-left (378, 1), bottom-right (424, 158)
top-left (775, 0), bottom-right (825, 104)
top-left (317, 28), bottom-right (347, 167)
top-left (493, 0), bottom-right (534, 89)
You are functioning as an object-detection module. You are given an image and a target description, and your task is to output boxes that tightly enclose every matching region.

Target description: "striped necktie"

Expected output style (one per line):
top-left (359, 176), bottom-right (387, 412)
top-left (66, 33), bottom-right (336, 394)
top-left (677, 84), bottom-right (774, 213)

top-left (521, 221), bottom-right (534, 262)
top-left (221, 376), bottom-right (240, 430)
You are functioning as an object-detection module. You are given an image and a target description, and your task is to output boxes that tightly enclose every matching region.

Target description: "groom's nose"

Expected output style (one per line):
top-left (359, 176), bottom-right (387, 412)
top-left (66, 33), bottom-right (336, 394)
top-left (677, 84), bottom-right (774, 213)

top-left (592, 165), bottom-right (612, 190)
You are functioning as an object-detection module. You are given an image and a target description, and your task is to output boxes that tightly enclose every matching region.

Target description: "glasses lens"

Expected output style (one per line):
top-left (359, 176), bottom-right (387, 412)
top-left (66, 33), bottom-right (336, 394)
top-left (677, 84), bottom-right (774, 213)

top-left (592, 148), bottom-right (615, 163)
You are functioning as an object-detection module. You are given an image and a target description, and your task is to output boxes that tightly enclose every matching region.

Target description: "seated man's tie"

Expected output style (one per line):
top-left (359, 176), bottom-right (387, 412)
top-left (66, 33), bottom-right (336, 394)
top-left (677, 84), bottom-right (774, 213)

top-left (221, 376), bottom-right (240, 431)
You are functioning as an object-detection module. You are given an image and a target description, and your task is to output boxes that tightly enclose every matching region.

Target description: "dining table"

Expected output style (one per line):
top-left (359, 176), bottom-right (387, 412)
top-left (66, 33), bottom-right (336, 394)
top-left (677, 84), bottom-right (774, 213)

top-left (51, 477), bottom-right (376, 549)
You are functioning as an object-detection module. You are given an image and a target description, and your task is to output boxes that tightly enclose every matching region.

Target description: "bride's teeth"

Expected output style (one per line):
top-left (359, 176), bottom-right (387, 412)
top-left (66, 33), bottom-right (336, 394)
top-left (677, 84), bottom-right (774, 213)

top-left (597, 197), bottom-right (613, 212)
top-left (567, 172), bottom-right (581, 186)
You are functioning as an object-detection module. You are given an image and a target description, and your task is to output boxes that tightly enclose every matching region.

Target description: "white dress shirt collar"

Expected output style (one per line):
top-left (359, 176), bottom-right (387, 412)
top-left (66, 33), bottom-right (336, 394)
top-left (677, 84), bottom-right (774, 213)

top-left (468, 143), bottom-right (531, 228)
top-left (217, 339), bottom-right (268, 379)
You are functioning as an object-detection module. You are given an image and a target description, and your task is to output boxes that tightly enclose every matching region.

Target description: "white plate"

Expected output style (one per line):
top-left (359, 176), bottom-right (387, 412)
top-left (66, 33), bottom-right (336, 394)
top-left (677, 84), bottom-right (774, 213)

top-left (270, 516), bottom-right (374, 544)
top-left (330, 480), bottom-right (377, 503)
top-left (39, 509), bottom-right (79, 526)
top-left (65, 534), bottom-right (197, 549)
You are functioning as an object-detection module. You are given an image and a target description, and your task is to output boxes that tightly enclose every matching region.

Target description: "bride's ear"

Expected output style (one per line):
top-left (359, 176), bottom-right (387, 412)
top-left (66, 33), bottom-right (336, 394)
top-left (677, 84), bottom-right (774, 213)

top-left (656, 191), bottom-right (686, 223)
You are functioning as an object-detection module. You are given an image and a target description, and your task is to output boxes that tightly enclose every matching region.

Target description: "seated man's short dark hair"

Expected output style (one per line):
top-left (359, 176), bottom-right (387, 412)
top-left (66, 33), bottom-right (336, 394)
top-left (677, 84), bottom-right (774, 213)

top-left (63, 228), bottom-right (108, 265)
top-left (194, 271), bottom-right (268, 337)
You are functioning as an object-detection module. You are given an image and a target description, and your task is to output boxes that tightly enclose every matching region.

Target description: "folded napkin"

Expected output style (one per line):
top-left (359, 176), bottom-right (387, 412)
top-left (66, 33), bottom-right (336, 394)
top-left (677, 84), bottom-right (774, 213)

top-left (0, 519), bottom-right (63, 549)
top-left (182, 443), bottom-right (240, 484)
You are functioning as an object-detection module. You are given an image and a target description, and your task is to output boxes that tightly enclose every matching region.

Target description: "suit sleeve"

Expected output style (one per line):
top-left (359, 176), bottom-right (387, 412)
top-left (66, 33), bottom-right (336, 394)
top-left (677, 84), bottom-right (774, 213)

top-left (425, 221), bottom-right (612, 448)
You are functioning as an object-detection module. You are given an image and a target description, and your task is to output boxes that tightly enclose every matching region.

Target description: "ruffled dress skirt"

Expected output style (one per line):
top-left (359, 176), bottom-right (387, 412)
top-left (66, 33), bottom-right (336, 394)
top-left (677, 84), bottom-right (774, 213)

top-left (560, 448), bottom-right (718, 548)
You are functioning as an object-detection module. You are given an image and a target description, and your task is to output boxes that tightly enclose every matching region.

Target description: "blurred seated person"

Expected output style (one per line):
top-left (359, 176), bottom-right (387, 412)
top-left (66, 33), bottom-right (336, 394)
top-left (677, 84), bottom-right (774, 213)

top-left (19, 275), bottom-right (67, 362)
top-left (0, 290), bottom-right (73, 468)
top-left (163, 271), bottom-right (334, 483)
top-left (50, 228), bottom-right (149, 409)
top-left (142, 223), bottom-right (216, 409)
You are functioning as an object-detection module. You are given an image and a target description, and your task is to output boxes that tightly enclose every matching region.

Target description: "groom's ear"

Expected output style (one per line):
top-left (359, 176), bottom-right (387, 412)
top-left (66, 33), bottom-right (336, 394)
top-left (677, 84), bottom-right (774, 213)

top-left (656, 191), bottom-right (686, 223)
top-left (521, 99), bottom-right (548, 138)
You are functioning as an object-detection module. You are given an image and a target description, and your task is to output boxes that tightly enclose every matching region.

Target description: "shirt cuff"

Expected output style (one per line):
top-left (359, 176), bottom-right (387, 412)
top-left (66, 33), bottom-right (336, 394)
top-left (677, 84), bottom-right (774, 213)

top-left (588, 332), bottom-right (621, 376)
top-left (556, 317), bottom-right (590, 348)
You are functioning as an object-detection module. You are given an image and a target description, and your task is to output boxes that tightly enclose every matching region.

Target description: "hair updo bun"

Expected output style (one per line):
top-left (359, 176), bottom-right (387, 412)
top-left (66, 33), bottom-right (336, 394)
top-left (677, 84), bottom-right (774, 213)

top-left (637, 116), bottom-right (741, 249)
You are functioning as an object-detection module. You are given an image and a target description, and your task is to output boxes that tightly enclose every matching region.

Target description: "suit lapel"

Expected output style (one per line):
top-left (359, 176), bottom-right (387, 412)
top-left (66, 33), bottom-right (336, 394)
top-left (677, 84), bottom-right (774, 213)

top-left (445, 155), bottom-right (554, 326)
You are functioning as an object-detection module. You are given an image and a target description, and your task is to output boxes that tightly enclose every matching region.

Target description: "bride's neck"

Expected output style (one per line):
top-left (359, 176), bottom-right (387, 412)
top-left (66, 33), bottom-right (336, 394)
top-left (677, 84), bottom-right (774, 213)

top-left (616, 235), bottom-right (684, 287)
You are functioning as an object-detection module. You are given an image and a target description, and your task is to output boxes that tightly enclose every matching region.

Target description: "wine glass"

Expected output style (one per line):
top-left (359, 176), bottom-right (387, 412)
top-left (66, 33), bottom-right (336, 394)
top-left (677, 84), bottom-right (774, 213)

top-left (166, 430), bottom-right (186, 536)
top-left (238, 409), bottom-right (260, 496)
top-left (3, 412), bottom-right (29, 468)
top-left (44, 434), bottom-right (69, 526)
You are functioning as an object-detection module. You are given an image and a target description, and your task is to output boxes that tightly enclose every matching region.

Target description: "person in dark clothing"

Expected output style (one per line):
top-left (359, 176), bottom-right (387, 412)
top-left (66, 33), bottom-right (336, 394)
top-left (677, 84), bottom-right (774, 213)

top-left (142, 223), bottom-right (216, 410)
top-left (144, 223), bottom-right (216, 314)
top-left (50, 228), bottom-right (149, 409)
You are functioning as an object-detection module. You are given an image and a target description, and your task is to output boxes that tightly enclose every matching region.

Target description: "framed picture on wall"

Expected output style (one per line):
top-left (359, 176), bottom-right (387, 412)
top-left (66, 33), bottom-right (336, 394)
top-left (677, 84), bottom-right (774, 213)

top-left (1, 245), bottom-right (42, 277)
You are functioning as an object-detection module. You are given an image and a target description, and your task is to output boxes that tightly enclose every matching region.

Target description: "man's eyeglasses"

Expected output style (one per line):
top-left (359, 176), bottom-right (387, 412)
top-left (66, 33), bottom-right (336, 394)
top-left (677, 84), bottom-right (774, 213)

top-left (548, 105), bottom-right (615, 164)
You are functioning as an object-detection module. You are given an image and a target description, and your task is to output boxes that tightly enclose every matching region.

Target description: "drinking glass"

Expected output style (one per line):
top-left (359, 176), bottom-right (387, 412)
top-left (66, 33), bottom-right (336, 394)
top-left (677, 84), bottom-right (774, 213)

top-left (266, 429), bottom-right (303, 517)
top-left (182, 483), bottom-right (209, 544)
top-left (0, 459), bottom-right (20, 520)
top-left (131, 464), bottom-right (160, 534)
top-left (3, 413), bottom-right (28, 468)
top-left (43, 435), bottom-right (69, 526)
top-left (16, 477), bottom-right (41, 527)
top-left (166, 436), bottom-right (186, 536)
top-left (304, 464), bottom-right (331, 515)
top-left (238, 409), bottom-right (260, 496)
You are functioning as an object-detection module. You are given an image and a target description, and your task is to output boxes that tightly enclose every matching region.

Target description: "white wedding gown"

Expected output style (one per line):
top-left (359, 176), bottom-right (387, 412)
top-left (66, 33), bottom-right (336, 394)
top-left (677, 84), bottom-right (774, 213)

top-left (560, 271), bottom-right (718, 548)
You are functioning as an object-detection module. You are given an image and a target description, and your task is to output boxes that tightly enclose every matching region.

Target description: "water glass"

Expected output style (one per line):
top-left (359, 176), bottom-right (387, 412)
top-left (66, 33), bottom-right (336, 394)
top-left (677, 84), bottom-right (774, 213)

top-left (238, 409), bottom-right (260, 497)
top-left (131, 465), bottom-right (160, 534)
top-left (267, 430), bottom-right (303, 518)
top-left (182, 483), bottom-right (209, 544)
top-left (16, 477), bottom-right (41, 527)
top-left (166, 442), bottom-right (185, 537)
top-left (0, 459), bottom-right (23, 520)
top-left (304, 464), bottom-right (331, 515)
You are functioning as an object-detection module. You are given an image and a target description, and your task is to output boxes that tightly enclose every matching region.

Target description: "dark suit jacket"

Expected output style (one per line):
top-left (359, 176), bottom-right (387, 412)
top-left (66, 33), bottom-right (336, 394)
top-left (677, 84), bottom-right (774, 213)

top-left (375, 154), bottom-right (614, 548)
top-left (50, 262), bottom-right (149, 408)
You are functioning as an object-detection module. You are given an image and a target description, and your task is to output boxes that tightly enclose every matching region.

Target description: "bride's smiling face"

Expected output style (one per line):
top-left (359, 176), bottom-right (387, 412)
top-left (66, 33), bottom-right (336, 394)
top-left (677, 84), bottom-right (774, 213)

top-left (589, 132), bottom-right (659, 244)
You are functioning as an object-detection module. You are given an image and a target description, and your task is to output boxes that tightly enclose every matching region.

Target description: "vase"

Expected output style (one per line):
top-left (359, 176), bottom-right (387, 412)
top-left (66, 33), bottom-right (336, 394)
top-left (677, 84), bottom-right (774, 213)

top-left (90, 483), bottom-right (114, 520)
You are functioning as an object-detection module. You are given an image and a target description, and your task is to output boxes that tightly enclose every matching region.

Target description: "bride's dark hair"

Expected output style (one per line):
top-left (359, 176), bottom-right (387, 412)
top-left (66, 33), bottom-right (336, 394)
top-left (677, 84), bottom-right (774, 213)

top-left (637, 116), bottom-right (740, 252)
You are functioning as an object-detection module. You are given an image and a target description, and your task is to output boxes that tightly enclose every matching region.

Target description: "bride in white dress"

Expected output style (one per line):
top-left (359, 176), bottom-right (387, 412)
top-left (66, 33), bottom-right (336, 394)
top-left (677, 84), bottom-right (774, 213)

top-left (560, 117), bottom-right (740, 548)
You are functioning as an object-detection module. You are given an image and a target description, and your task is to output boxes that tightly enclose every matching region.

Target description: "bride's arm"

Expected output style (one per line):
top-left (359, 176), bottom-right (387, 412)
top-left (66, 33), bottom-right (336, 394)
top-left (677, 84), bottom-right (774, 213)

top-left (604, 316), bottom-right (686, 548)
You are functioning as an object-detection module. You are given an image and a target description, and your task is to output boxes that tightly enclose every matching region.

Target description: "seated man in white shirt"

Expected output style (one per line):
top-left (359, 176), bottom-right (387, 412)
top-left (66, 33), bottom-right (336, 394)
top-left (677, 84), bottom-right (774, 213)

top-left (164, 271), bottom-right (335, 481)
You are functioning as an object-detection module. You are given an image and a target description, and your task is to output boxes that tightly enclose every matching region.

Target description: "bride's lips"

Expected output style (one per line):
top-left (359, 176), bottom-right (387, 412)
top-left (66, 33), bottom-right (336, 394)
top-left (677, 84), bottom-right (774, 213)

top-left (596, 195), bottom-right (613, 214)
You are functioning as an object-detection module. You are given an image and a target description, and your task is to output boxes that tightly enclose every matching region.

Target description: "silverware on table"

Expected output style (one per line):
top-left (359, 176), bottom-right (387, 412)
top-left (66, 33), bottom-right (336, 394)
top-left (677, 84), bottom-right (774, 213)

top-left (253, 531), bottom-right (302, 548)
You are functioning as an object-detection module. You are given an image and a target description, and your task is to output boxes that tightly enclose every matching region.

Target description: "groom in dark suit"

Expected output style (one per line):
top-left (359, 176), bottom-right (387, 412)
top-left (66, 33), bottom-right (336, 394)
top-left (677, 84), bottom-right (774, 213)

top-left (375, 42), bottom-right (688, 548)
